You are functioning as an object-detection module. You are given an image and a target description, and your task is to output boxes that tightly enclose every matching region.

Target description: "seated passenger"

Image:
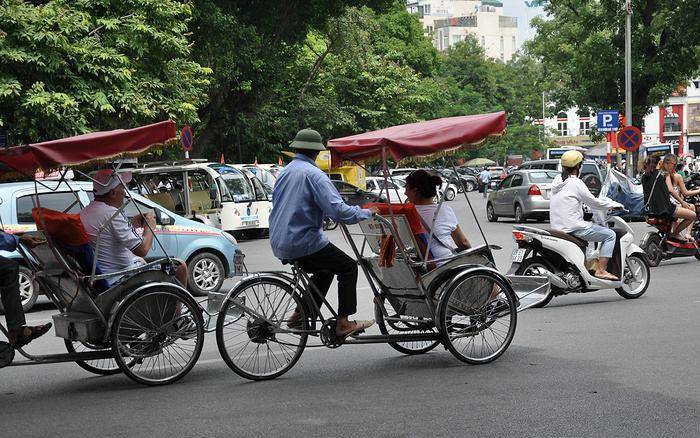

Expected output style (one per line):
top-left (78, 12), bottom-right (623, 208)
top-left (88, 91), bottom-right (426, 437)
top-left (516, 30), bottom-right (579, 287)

top-left (404, 170), bottom-right (471, 262)
top-left (661, 154), bottom-right (698, 241)
top-left (80, 169), bottom-right (188, 287)
top-left (550, 151), bottom-right (623, 281)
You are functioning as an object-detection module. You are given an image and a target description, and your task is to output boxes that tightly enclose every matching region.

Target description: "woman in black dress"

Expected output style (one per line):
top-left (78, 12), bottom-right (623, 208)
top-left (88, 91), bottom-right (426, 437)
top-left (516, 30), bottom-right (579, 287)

top-left (641, 155), bottom-right (695, 242)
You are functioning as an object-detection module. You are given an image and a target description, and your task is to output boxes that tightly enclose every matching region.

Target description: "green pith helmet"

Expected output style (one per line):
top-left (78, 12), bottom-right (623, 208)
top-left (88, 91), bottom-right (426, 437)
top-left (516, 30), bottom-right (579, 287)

top-left (289, 128), bottom-right (326, 151)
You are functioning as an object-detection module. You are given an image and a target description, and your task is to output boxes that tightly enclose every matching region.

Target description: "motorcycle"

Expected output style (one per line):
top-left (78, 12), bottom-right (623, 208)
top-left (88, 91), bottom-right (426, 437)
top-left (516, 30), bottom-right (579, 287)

top-left (508, 212), bottom-right (650, 308)
top-left (640, 173), bottom-right (700, 267)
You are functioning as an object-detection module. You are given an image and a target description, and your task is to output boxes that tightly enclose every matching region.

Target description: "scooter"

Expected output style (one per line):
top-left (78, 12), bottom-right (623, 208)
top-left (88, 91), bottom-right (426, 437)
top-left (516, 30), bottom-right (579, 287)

top-left (507, 213), bottom-right (650, 308)
top-left (640, 178), bottom-right (700, 267)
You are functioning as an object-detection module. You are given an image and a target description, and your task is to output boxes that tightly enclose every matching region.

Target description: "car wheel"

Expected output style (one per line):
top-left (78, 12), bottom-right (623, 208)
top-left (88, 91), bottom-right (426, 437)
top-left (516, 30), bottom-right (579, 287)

top-left (445, 188), bottom-right (456, 201)
top-left (487, 203), bottom-right (498, 222)
top-left (514, 204), bottom-right (525, 224)
top-left (465, 181), bottom-right (476, 192)
top-left (188, 252), bottom-right (225, 296)
top-left (19, 266), bottom-right (39, 312)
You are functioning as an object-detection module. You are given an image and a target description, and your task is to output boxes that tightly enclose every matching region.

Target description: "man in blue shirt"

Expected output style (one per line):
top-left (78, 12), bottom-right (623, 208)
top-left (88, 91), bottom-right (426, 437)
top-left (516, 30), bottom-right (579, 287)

top-left (479, 167), bottom-right (491, 198)
top-left (0, 231), bottom-right (52, 348)
top-left (270, 128), bottom-right (378, 339)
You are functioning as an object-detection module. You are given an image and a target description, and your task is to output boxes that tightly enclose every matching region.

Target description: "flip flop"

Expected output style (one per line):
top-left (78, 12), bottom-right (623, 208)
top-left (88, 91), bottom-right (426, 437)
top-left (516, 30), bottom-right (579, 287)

top-left (336, 319), bottom-right (374, 340)
top-left (10, 323), bottom-right (52, 349)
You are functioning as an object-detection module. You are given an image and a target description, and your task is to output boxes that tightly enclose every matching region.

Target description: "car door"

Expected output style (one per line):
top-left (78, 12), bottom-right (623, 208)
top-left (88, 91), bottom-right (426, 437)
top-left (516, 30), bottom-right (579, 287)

top-left (506, 173), bottom-right (525, 213)
top-left (492, 175), bottom-right (514, 215)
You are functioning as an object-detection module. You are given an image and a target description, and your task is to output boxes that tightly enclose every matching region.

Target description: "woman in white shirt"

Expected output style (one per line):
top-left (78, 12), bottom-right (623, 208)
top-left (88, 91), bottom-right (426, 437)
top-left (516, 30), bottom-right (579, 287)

top-left (404, 170), bottom-right (471, 261)
top-left (549, 151), bottom-right (623, 280)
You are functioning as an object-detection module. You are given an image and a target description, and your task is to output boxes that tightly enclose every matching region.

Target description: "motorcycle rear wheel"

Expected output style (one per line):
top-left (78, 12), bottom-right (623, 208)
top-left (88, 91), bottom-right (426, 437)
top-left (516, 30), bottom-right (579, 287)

top-left (642, 234), bottom-right (663, 267)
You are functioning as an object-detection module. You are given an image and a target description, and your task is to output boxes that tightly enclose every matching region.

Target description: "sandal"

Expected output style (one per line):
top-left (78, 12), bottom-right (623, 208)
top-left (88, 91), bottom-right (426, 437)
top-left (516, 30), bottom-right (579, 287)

top-left (9, 323), bottom-right (52, 349)
top-left (336, 319), bottom-right (374, 339)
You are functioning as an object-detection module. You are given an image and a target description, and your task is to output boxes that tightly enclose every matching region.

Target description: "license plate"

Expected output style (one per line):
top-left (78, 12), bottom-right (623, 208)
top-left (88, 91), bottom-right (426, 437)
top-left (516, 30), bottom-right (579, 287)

top-left (511, 249), bottom-right (526, 263)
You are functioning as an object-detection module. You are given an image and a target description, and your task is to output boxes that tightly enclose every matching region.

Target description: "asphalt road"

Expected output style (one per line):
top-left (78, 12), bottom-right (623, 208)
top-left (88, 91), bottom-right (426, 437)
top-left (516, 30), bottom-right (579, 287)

top-left (2, 191), bottom-right (699, 437)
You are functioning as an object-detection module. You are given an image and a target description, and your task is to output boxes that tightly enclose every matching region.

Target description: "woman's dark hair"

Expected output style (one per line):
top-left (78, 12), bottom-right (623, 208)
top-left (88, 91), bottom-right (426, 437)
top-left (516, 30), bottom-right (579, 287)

top-left (561, 163), bottom-right (581, 180)
top-left (406, 169), bottom-right (442, 199)
top-left (643, 155), bottom-right (661, 176)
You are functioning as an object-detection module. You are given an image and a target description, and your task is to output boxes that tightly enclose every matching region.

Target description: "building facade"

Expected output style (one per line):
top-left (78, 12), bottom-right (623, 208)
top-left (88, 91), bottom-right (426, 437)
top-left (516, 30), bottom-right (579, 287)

top-left (407, 0), bottom-right (519, 61)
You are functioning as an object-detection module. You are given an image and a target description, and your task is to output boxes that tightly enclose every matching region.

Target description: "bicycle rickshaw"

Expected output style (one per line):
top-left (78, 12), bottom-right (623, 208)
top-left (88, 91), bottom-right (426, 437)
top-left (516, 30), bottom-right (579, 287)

top-left (0, 121), bottom-right (216, 386)
top-left (215, 112), bottom-right (550, 380)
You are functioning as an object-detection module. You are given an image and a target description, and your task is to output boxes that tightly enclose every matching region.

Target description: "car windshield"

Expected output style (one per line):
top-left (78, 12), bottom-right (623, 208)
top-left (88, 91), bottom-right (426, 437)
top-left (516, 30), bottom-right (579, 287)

top-left (211, 166), bottom-right (256, 202)
top-left (529, 171), bottom-right (560, 183)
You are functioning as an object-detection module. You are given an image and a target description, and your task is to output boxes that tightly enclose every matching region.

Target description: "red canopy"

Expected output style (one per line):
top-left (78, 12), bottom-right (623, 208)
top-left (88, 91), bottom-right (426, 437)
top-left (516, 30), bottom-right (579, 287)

top-left (0, 120), bottom-right (177, 174)
top-left (327, 112), bottom-right (506, 164)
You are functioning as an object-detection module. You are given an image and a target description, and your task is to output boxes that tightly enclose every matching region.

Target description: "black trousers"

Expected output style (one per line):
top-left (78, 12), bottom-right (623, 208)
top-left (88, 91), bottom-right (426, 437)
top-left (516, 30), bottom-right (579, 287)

top-left (0, 256), bottom-right (25, 331)
top-left (294, 243), bottom-right (358, 317)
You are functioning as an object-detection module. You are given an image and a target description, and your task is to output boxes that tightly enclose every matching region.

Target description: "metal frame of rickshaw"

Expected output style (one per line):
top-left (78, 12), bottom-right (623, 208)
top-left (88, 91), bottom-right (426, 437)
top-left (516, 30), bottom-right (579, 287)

top-left (219, 144), bottom-right (549, 352)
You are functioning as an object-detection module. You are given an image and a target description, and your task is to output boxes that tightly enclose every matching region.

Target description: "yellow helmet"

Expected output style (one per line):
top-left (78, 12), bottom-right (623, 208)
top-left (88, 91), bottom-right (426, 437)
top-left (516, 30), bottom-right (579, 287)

top-left (561, 150), bottom-right (584, 168)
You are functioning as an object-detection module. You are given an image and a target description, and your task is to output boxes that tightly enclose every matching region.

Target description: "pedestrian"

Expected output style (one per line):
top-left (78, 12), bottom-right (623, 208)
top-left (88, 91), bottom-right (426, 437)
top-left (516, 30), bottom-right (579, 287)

top-left (269, 128), bottom-right (379, 339)
top-left (479, 167), bottom-right (491, 198)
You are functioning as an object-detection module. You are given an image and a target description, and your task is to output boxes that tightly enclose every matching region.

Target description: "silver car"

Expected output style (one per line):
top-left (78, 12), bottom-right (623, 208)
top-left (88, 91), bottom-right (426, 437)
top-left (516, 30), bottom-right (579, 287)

top-left (486, 169), bottom-right (561, 223)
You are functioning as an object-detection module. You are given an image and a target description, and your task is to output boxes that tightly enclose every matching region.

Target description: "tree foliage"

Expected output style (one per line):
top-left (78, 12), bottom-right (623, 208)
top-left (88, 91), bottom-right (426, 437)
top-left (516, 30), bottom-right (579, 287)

top-left (0, 0), bottom-right (210, 146)
top-left (528, 0), bottom-right (700, 127)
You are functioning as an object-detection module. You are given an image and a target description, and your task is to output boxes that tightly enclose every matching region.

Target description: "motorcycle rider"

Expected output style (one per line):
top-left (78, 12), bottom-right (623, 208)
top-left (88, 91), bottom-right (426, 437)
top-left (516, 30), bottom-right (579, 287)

top-left (550, 150), bottom-right (623, 281)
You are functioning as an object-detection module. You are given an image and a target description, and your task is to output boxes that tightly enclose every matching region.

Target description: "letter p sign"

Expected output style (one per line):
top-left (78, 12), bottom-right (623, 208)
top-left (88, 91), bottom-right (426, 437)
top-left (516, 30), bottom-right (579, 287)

top-left (597, 110), bottom-right (619, 132)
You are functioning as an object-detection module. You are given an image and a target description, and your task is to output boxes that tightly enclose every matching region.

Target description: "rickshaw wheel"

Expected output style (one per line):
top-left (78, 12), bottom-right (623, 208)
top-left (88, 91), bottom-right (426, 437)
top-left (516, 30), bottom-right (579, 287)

top-left (437, 271), bottom-right (517, 365)
top-left (374, 300), bottom-right (439, 355)
top-left (216, 277), bottom-right (308, 381)
top-left (65, 340), bottom-right (135, 376)
top-left (0, 341), bottom-right (14, 367)
top-left (111, 288), bottom-right (205, 386)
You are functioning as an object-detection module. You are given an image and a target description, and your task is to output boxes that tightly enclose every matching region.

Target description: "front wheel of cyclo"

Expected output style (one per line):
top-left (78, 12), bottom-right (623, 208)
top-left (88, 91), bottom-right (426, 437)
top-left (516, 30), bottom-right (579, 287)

top-left (216, 277), bottom-right (308, 381)
top-left (110, 287), bottom-right (205, 386)
top-left (374, 300), bottom-right (439, 355)
top-left (437, 271), bottom-right (517, 365)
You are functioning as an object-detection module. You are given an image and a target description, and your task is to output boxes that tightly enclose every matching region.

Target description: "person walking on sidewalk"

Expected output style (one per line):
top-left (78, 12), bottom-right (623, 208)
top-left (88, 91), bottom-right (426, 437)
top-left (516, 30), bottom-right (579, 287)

top-left (479, 167), bottom-right (491, 198)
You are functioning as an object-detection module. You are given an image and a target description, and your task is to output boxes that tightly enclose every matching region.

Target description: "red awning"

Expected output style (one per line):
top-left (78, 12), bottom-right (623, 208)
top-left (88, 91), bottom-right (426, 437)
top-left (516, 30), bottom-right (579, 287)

top-left (327, 112), bottom-right (506, 164)
top-left (0, 121), bottom-right (177, 174)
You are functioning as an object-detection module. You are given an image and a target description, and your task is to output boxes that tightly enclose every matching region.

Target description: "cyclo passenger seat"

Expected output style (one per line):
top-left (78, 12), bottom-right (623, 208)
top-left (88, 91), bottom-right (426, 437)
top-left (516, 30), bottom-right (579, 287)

top-left (543, 228), bottom-right (587, 249)
top-left (32, 207), bottom-right (110, 293)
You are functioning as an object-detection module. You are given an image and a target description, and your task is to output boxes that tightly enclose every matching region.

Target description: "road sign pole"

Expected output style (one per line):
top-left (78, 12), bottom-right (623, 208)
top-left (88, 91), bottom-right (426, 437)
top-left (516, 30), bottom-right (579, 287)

top-left (624, 0), bottom-right (633, 176)
top-left (606, 132), bottom-right (612, 164)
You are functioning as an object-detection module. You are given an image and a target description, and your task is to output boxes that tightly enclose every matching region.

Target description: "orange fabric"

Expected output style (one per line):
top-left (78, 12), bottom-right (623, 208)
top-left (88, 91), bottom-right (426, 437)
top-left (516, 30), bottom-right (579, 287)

top-left (32, 207), bottom-right (89, 246)
top-left (362, 202), bottom-right (426, 234)
top-left (378, 234), bottom-right (396, 267)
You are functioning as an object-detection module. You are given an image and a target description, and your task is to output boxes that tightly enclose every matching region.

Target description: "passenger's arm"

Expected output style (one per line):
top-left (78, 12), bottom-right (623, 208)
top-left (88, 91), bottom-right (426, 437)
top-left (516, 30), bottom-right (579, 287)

top-left (451, 226), bottom-right (471, 250)
top-left (575, 179), bottom-right (623, 210)
top-left (675, 174), bottom-right (700, 197)
top-left (666, 174), bottom-right (685, 205)
top-left (308, 174), bottom-right (372, 224)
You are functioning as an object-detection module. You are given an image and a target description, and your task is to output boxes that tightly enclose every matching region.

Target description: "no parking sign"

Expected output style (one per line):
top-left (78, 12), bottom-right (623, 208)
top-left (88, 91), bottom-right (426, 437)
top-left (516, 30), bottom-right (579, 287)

top-left (180, 124), bottom-right (193, 152)
top-left (616, 126), bottom-right (642, 152)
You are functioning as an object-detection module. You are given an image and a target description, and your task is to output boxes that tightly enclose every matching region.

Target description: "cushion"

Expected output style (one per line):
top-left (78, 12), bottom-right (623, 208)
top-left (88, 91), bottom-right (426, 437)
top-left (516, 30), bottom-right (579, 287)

top-left (363, 202), bottom-right (435, 263)
top-left (32, 207), bottom-right (89, 246)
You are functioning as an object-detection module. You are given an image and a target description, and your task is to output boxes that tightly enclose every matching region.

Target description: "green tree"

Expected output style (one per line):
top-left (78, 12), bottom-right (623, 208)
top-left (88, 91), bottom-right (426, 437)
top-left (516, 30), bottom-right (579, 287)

top-left (528, 1), bottom-right (700, 128)
top-left (0, 0), bottom-right (210, 146)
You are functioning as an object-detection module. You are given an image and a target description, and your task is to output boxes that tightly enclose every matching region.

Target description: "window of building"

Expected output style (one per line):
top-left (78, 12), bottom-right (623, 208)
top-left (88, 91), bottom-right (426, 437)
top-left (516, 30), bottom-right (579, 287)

top-left (423, 4), bottom-right (431, 14)
top-left (512, 36), bottom-right (516, 50)
top-left (664, 114), bottom-right (681, 132)
top-left (557, 112), bottom-right (568, 136)
top-left (443, 34), bottom-right (449, 50)
top-left (579, 120), bottom-right (591, 135)
top-left (426, 25), bottom-right (433, 33)
top-left (481, 35), bottom-right (485, 47)
top-left (452, 35), bottom-right (461, 45)
top-left (500, 36), bottom-right (504, 52)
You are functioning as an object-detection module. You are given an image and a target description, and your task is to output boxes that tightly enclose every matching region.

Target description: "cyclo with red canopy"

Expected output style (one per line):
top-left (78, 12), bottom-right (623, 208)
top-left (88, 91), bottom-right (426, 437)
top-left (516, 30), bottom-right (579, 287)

top-left (214, 112), bottom-right (550, 381)
top-left (0, 121), bottom-right (206, 386)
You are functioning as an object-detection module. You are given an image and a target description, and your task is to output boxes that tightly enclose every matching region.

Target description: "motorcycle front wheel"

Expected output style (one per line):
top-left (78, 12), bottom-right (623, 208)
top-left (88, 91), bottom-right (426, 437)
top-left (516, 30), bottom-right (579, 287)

top-left (616, 254), bottom-right (650, 299)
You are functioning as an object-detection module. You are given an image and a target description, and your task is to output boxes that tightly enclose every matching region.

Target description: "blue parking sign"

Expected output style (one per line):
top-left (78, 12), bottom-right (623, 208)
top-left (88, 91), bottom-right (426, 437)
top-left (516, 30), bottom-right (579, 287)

top-left (597, 110), bottom-right (619, 132)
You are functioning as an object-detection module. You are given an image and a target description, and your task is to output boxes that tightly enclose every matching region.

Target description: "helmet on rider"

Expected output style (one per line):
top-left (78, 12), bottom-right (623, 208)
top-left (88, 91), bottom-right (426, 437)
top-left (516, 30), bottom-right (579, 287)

top-left (561, 150), bottom-right (584, 168)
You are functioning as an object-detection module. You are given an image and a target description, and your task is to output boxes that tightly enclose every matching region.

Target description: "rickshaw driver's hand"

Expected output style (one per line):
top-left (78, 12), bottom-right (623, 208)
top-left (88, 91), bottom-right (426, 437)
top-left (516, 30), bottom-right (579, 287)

top-left (19, 235), bottom-right (46, 248)
top-left (142, 212), bottom-right (156, 229)
top-left (368, 206), bottom-right (381, 216)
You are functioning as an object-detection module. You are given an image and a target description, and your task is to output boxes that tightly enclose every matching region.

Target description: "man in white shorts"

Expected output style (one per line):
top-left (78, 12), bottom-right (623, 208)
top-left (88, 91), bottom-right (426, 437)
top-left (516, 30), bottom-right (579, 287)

top-left (80, 169), bottom-right (188, 287)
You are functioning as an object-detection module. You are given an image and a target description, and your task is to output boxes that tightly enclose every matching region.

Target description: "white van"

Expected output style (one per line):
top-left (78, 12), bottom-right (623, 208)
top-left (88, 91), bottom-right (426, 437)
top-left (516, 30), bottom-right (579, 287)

top-left (125, 160), bottom-right (272, 238)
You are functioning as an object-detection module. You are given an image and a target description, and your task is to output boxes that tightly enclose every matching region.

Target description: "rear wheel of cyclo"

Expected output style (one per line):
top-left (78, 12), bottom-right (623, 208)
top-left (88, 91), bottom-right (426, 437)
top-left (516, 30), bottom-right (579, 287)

top-left (110, 287), bottom-right (205, 386)
top-left (374, 300), bottom-right (439, 355)
top-left (437, 271), bottom-right (517, 365)
top-left (216, 277), bottom-right (308, 381)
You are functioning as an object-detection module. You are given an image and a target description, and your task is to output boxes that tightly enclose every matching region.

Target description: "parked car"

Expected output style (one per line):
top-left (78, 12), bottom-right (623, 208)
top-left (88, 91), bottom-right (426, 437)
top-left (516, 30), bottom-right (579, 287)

top-left (518, 159), bottom-right (604, 196)
top-left (366, 176), bottom-right (407, 203)
top-left (331, 180), bottom-right (387, 206)
top-left (0, 181), bottom-right (242, 312)
top-left (486, 169), bottom-right (561, 223)
top-left (487, 166), bottom-right (507, 189)
top-left (435, 168), bottom-right (479, 192)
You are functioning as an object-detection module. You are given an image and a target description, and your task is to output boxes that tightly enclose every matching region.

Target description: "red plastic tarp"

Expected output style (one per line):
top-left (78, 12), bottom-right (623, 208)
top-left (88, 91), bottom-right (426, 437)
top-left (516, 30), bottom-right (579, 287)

top-left (327, 112), bottom-right (506, 164)
top-left (0, 120), bottom-right (177, 174)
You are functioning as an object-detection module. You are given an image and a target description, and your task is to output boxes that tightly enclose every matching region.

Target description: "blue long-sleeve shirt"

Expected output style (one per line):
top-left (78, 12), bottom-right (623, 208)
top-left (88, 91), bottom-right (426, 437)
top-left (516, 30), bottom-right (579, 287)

top-left (0, 231), bottom-right (19, 252)
top-left (269, 153), bottom-right (372, 260)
